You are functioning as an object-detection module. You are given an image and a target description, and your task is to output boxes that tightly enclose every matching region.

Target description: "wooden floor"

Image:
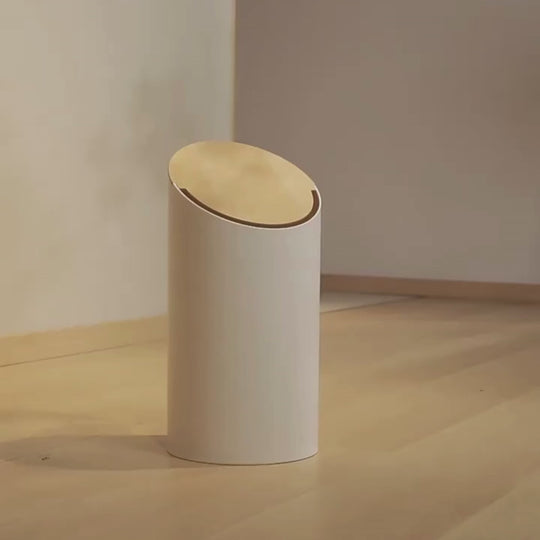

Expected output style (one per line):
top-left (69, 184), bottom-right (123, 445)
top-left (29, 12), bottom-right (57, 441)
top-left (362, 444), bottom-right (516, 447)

top-left (1, 298), bottom-right (540, 539)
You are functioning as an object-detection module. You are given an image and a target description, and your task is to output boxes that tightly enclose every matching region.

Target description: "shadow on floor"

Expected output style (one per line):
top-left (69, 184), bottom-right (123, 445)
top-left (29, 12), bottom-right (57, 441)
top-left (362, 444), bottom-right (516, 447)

top-left (0, 434), bottom-right (212, 471)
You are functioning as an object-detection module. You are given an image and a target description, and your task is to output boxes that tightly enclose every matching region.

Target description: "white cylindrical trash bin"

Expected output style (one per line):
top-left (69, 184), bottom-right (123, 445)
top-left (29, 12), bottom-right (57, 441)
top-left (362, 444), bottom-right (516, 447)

top-left (167, 141), bottom-right (321, 464)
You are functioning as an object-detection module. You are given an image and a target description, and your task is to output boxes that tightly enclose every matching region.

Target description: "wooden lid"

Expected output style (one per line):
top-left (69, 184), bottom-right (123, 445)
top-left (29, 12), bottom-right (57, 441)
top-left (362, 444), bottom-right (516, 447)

top-left (168, 141), bottom-right (318, 227)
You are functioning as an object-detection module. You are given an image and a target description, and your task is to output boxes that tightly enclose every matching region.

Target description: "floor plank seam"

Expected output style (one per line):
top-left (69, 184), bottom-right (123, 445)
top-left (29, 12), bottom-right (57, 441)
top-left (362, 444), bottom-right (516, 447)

top-left (0, 338), bottom-right (166, 369)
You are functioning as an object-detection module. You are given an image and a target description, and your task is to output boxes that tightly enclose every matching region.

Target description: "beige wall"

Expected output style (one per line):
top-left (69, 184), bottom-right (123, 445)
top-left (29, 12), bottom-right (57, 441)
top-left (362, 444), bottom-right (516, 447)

top-left (235, 1), bottom-right (540, 283)
top-left (0, 0), bottom-right (234, 336)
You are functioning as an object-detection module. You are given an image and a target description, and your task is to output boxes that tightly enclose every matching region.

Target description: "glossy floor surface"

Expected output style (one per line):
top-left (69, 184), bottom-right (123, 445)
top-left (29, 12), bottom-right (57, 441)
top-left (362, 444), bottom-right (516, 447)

top-left (2, 298), bottom-right (540, 539)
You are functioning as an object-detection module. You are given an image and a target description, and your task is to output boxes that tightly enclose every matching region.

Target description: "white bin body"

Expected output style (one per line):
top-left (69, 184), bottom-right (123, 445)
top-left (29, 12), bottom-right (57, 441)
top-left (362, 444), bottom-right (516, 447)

top-left (167, 142), bottom-right (321, 465)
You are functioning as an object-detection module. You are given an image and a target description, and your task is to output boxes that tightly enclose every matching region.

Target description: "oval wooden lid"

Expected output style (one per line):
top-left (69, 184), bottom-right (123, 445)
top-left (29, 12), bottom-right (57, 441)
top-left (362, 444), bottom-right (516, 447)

top-left (168, 141), bottom-right (318, 227)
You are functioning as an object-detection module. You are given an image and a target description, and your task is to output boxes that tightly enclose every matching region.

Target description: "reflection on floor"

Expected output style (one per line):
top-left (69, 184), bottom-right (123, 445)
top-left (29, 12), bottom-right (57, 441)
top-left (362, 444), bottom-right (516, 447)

top-left (1, 297), bottom-right (540, 539)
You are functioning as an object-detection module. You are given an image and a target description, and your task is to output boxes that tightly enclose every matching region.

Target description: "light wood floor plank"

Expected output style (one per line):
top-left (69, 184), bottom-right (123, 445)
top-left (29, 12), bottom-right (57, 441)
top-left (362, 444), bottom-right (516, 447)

top-left (1, 298), bottom-right (539, 539)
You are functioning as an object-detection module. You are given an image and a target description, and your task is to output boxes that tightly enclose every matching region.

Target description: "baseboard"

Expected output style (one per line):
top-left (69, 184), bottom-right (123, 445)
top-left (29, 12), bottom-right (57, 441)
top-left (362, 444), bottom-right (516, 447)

top-left (0, 315), bottom-right (167, 368)
top-left (321, 274), bottom-right (540, 303)
top-left (4, 275), bottom-right (538, 367)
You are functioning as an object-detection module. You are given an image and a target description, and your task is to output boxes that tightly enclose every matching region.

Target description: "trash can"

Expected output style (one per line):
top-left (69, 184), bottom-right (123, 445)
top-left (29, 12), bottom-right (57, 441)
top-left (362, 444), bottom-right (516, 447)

top-left (167, 141), bottom-right (321, 464)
